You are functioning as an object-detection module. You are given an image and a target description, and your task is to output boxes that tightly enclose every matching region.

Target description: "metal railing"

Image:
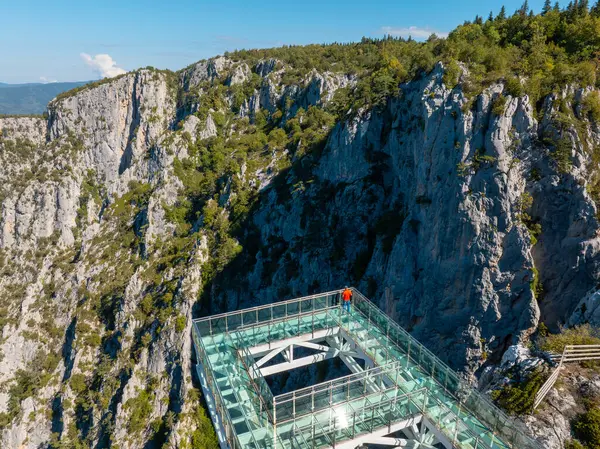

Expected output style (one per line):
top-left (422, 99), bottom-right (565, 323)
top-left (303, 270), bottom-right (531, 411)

top-left (193, 289), bottom-right (341, 336)
top-left (273, 361), bottom-right (404, 424)
top-left (533, 344), bottom-right (600, 411)
top-left (236, 342), bottom-right (275, 424)
top-left (347, 288), bottom-right (542, 449)
top-left (288, 387), bottom-right (428, 449)
top-left (192, 288), bottom-right (543, 449)
top-left (192, 327), bottom-right (249, 449)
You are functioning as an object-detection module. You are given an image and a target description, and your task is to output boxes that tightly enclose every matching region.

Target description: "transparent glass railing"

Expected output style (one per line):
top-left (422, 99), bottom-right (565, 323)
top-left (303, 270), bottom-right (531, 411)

top-left (192, 288), bottom-right (542, 449)
top-left (192, 326), bottom-right (246, 449)
top-left (193, 290), bottom-right (341, 336)
top-left (288, 387), bottom-right (427, 448)
top-left (236, 340), bottom-right (275, 425)
top-left (348, 289), bottom-right (542, 449)
top-left (273, 360), bottom-right (404, 423)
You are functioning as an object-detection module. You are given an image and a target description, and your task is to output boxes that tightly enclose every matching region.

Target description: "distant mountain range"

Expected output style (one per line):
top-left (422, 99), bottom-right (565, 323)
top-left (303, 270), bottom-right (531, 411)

top-left (0, 81), bottom-right (90, 115)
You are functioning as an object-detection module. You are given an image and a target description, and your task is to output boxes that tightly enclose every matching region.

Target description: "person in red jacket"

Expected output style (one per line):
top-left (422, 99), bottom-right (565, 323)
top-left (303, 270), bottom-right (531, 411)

top-left (341, 287), bottom-right (353, 313)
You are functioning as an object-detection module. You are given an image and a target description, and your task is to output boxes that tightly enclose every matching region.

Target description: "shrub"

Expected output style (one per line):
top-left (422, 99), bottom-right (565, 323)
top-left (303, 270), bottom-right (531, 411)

top-left (551, 136), bottom-right (573, 173)
top-left (175, 314), bottom-right (187, 333)
top-left (573, 406), bottom-right (600, 449)
top-left (70, 374), bottom-right (88, 395)
top-left (442, 59), bottom-right (461, 88)
top-left (492, 95), bottom-right (507, 116)
top-left (124, 389), bottom-right (154, 434)
top-left (582, 92), bottom-right (600, 123)
top-left (539, 324), bottom-right (600, 353)
top-left (505, 77), bottom-right (524, 98)
top-left (491, 368), bottom-right (547, 415)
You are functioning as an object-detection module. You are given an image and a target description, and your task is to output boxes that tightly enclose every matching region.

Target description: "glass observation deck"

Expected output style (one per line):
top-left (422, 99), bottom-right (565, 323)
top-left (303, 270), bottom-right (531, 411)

top-left (192, 289), bottom-right (542, 449)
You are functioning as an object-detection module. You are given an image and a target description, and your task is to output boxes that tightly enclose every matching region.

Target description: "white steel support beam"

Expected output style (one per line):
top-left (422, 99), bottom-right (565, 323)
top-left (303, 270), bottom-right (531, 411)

top-left (332, 415), bottom-right (424, 449)
top-left (246, 327), bottom-right (340, 356)
top-left (259, 348), bottom-right (339, 377)
top-left (254, 345), bottom-right (288, 368)
top-left (294, 341), bottom-right (331, 353)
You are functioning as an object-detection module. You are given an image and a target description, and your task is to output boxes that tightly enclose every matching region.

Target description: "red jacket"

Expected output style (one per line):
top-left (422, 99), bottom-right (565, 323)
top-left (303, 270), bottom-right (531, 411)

top-left (342, 289), bottom-right (352, 302)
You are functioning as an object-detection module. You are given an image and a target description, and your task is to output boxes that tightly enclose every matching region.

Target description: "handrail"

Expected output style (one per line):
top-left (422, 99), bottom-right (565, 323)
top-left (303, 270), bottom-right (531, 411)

top-left (274, 374), bottom-right (412, 425)
top-left (192, 328), bottom-right (247, 449)
top-left (288, 387), bottom-right (429, 442)
top-left (273, 360), bottom-right (403, 405)
top-left (349, 288), bottom-right (542, 449)
top-left (234, 304), bottom-right (339, 333)
top-left (192, 289), bottom-right (342, 323)
top-left (533, 344), bottom-right (600, 411)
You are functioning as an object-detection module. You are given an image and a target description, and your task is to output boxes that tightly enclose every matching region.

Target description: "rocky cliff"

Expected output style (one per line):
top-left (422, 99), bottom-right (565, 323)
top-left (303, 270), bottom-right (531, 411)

top-left (0, 49), bottom-right (599, 449)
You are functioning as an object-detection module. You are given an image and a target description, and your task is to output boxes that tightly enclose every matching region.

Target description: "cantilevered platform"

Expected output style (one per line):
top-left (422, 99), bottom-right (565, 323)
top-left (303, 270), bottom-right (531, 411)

top-left (192, 289), bottom-right (541, 449)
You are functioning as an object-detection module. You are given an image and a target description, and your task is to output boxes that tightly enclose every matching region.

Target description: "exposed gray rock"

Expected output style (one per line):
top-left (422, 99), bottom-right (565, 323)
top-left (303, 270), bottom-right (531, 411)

top-left (226, 63), bottom-right (250, 86)
top-left (0, 53), bottom-right (598, 449)
top-left (255, 58), bottom-right (279, 77)
top-left (0, 117), bottom-right (46, 144)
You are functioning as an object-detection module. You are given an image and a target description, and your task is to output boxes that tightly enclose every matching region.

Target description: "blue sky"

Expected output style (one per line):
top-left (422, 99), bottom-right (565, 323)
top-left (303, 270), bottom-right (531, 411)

top-left (0, 0), bottom-right (546, 83)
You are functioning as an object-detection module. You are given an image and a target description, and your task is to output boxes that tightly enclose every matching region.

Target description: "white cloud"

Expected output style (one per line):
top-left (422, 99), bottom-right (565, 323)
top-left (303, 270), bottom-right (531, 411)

top-left (39, 76), bottom-right (57, 83)
top-left (80, 53), bottom-right (126, 78)
top-left (380, 26), bottom-right (449, 40)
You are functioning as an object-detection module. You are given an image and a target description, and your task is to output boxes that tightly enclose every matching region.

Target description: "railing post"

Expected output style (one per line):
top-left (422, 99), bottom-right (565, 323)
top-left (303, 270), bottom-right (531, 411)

top-left (273, 400), bottom-right (277, 449)
top-left (329, 384), bottom-right (333, 405)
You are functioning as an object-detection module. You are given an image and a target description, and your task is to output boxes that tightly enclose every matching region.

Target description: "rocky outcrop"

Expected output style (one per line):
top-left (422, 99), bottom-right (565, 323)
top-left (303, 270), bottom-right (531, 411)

top-left (213, 64), bottom-right (600, 379)
top-left (0, 54), bottom-right (598, 449)
top-left (0, 116), bottom-right (46, 144)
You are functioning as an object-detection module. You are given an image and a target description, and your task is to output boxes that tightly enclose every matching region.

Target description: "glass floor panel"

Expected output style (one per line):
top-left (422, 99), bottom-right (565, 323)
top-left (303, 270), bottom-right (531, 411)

top-left (192, 289), bottom-right (541, 449)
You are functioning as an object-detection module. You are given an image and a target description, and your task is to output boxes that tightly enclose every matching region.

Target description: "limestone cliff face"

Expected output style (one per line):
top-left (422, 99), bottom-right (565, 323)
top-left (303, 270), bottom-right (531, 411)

top-left (213, 64), bottom-right (600, 376)
top-left (0, 57), bottom-right (598, 449)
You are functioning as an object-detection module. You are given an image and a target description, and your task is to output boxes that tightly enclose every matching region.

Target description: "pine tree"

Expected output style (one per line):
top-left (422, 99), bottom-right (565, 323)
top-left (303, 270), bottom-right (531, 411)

top-left (488, 11), bottom-right (494, 21)
top-left (542, 0), bottom-right (552, 14)
top-left (475, 15), bottom-right (483, 25)
top-left (520, 0), bottom-right (529, 16)
top-left (498, 5), bottom-right (507, 19)
top-left (580, 0), bottom-right (590, 14)
top-left (554, 1), bottom-right (561, 11)
top-left (592, 0), bottom-right (600, 16)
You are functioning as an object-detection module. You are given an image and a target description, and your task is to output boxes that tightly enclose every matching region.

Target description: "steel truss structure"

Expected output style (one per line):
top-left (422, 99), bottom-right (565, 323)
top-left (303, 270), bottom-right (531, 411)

top-left (192, 289), bottom-right (542, 449)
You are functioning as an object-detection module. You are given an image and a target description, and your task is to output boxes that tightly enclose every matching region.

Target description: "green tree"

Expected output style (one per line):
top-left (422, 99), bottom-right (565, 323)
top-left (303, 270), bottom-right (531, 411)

top-left (543, 0), bottom-right (552, 14)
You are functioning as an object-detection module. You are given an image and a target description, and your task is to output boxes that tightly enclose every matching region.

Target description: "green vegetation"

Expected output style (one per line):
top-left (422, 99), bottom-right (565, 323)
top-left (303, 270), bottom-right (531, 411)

top-left (228, 2), bottom-right (600, 112)
top-left (539, 324), bottom-right (600, 352)
top-left (184, 389), bottom-right (219, 449)
top-left (491, 368), bottom-right (547, 414)
top-left (124, 388), bottom-right (154, 434)
top-left (582, 91), bottom-right (600, 122)
top-left (1, 351), bottom-right (61, 427)
top-left (571, 398), bottom-right (600, 449)
top-left (517, 192), bottom-right (542, 245)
